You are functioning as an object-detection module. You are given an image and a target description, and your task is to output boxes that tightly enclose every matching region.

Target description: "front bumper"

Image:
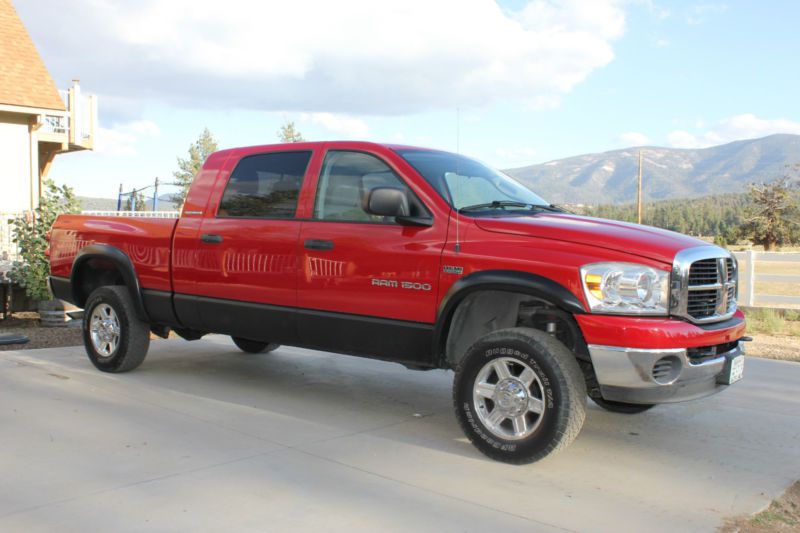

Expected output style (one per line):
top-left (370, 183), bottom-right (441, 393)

top-left (588, 341), bottom-right (745, 404)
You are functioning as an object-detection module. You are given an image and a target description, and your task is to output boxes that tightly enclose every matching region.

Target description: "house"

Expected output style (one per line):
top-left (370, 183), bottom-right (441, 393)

top-left (0, 0), bottom-right (96, 258)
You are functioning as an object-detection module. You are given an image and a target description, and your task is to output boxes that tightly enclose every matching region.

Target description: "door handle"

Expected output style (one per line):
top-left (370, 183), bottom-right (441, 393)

top-left (304, 239), bottom-right (334, 251)
top-left (200, 234), bottom-right (224, 244)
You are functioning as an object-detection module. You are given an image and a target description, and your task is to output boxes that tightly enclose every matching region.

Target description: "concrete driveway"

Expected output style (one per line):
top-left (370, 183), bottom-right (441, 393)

top-left (1, 337), bottom-right (798, 533)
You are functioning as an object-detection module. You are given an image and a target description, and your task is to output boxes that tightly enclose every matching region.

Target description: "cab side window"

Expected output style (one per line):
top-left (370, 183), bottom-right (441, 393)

top-left (218, 151), bottom-right (311, 218)
top-left (313, 151), bottom-right (426, 223)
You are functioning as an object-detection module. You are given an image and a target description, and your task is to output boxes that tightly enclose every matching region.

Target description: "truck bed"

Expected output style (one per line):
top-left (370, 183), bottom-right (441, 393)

top-left (50, 215), bottom-right (179, 292)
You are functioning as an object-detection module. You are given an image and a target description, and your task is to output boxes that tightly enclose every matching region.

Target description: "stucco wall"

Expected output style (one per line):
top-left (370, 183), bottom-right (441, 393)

top-left (0, 112), bottom-right (32, 213)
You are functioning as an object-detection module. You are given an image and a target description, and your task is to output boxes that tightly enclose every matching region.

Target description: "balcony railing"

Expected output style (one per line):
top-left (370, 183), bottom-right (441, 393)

top-left (38, 82), bottom-right (95, 150)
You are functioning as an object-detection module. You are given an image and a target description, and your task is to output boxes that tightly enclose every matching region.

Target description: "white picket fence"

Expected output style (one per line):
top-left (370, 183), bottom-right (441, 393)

top-left (732, 251), bottom-right (800, 308)
top-left (80, 211), bottom-right (180, 218)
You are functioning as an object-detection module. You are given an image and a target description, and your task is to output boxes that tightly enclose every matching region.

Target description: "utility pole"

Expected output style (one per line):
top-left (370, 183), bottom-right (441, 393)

top-left (637, 150), bottom-right (643, 224)
top-left (153, 177), bottom-right (159, 212)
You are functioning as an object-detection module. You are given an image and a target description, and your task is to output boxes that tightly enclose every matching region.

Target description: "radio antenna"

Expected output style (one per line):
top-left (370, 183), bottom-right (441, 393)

top-left (454, 107), bottom-right (461, 254)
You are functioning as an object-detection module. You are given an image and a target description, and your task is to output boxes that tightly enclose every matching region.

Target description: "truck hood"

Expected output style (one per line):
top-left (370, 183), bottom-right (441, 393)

top-left (474, 213), bottom-right (707, 264)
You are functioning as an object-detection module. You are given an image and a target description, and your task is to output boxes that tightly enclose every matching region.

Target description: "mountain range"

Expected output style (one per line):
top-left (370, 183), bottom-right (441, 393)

top-left (505, 134), bottom-right (800, 205)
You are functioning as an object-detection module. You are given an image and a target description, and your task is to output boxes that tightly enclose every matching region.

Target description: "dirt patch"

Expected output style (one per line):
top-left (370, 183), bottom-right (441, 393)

top-left (722, 481), bottom-right (800, 532)
top-left (0, 312), bottom-right (83, 351)
top-left (748, 335), bottom-right (800, 362)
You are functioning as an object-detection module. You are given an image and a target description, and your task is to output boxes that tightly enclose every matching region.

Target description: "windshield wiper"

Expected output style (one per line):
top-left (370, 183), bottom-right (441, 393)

top-left (458, 201), bottom-right (563, 214)
top-left (458, 201), bottom-right (532, 213)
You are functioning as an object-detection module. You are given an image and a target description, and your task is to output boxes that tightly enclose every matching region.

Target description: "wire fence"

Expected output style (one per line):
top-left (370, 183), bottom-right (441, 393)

top-left (0, 212), bottom-right (21, 262)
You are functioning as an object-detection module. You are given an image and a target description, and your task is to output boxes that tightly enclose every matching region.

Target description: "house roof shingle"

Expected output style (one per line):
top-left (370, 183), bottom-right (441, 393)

top-left (0, 0), bottom-right (65, 111)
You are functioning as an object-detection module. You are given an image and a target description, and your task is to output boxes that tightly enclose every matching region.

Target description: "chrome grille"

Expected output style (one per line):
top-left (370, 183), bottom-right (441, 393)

top-left (686, 288), bottom-right (718, 318)
top-left (671, 247), bottom-right (738, 324)
top-left (688, 259), bottom-right (719, 286)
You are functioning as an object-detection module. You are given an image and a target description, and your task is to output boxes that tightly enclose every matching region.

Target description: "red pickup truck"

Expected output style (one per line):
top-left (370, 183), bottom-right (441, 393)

top-left (48, 141), bottom-right (746, 464)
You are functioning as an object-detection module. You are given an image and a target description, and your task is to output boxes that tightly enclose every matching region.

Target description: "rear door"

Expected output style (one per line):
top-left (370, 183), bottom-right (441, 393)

top-left (296, 148), bottom-right (448, 364)
top-left (178, 149), bottom-right (314, 343)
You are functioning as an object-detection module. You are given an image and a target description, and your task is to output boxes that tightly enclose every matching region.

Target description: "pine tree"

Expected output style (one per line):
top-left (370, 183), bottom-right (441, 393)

top-left (124, 191), bottom-right (147, 212)
top-left (739, 175), bottom-right (799, 251)
top-left (172, 128), bottom-right (218, 207)
top-left (277, 120), bottom-right (305, 143)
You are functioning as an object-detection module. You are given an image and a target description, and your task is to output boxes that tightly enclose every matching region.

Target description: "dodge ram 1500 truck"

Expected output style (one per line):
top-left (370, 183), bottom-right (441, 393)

top-left (48, 141), bottom-right (747, 464)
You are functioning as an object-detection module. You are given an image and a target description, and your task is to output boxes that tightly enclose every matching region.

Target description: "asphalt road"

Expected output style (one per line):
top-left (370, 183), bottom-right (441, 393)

top-left (1, 337), bottom-right (798, 532)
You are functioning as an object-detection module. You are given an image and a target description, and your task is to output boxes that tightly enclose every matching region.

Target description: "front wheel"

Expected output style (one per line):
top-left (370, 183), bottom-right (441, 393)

top-left (232, 337), bottom-right (279, 354)
top-left (590, 396), bottom-right (656, 414)
top-left (83, 286), bottom-right (150, 373)
top-left (453, 327), bottom-right (587, 464)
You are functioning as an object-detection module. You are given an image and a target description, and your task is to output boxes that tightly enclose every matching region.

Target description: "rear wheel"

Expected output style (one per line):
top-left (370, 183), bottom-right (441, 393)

top-left (232, 337), bottom-right (279, 354)
top-left (83, 286), bottom-right (150, 373)
top-left (591, 396), bottom-right (656, 414)
top-left (453, 327), bottom-right (586, 464)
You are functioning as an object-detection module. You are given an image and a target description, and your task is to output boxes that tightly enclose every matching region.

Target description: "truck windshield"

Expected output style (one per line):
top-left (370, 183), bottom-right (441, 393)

top-left (395, 149), bottom-right (550, 213)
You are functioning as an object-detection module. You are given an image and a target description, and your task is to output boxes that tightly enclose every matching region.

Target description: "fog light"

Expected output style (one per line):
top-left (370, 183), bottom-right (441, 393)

top-left (651, 356), bottom-right (681, 385)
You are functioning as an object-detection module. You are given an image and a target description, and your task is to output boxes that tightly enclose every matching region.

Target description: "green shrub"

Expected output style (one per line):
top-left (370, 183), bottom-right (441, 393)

top-left (10, 179), bottom-right (80, 301)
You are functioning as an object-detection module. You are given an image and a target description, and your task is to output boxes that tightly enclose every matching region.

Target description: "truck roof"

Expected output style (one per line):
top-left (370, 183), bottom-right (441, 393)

top-left (211, 140), bottom-right (442, 159)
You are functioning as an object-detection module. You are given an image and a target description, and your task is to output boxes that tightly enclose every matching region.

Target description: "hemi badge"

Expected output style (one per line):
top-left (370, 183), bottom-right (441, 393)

top-left (443, 265), bottom-right (464, 275)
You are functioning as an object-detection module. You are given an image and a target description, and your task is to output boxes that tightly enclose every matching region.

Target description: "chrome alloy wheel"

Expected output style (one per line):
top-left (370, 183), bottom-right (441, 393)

top-left (90, 303), bottom-right (121, 357)
top-left (473, 357), bottom-right (546, 440)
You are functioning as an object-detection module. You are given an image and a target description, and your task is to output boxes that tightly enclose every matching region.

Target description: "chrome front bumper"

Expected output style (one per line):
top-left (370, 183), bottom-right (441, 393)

top-left (588, 341), bottom-right (745, 404)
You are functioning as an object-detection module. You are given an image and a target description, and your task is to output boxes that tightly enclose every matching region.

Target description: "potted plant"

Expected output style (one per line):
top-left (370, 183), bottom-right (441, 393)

top-left (10, 179), bottom-right (80, 326)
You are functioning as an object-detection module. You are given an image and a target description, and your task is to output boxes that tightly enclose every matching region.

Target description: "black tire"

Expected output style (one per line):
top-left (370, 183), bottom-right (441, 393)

top-left (232, 337), bottom-right (279, 354)
top-left (83, 286), bottom-right (150, 373)
top-left (591, 396), bottom-right (656, 414)
top-left (453, 327), bottom-right (587, 464)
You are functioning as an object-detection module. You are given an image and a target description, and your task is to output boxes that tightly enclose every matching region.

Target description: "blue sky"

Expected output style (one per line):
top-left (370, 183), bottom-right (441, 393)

top-left (18, 0), bottom-right (800, 200)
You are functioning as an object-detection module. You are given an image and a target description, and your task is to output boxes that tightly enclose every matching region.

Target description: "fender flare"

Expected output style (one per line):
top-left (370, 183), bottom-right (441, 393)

top-left (70, 244), bottom-right (149, 321)
top-left (432, 269), bottom-right (586, 363)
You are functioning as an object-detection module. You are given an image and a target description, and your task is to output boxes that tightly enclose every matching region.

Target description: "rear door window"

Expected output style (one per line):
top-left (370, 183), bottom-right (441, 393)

top-left (218, 151), bottom-right (312, 218)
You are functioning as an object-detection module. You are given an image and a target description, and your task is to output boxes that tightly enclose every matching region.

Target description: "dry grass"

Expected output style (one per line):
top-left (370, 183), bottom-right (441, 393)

top-left (722, 481), bottom-right (800, 532)
top-left (754, 261), bottom-right (800, 298)
top-left (743, 308), bottom-right (800, 336)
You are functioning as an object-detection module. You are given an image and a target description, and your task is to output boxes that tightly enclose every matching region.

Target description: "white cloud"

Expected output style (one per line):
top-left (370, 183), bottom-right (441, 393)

top-left (666, 130), bottom-right (699, 149)
top-left (94, 120), bottom-right (161, 156)
top-left (667, 114), bottom-right (800, 149)
top-left (18, 0), bottom-right (626, 115)
top-left (300, 113), bottom-right (369, 138)
top-left (619, 131), bottom-right (650, 146)
top-left (686, 3), bottom-right (728, 25)
top-left (127, 120), bottom-right (161, 137)
top-left (654, 38), bottom-right (670, 47)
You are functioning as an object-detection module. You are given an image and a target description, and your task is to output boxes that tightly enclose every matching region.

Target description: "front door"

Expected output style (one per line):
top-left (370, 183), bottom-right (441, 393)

top-left (297, 149), bottom-right (447, 364)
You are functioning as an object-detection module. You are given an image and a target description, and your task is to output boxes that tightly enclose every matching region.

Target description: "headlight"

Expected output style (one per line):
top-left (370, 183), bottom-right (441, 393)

top-left (580, 262), bottom-right (670, 315)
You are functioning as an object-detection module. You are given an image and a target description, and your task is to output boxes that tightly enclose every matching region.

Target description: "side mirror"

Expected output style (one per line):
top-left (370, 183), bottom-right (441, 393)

top-left (363, 187), bottom-right (410, 217)
top-left (363, 187), bottom-right (434, 227)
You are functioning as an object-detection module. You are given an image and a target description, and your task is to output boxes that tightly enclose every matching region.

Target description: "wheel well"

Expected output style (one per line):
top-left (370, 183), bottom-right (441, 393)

top-left (443, 290), bottom-right (589, 369)
top-left (72, 257), bottom-right (125, 308)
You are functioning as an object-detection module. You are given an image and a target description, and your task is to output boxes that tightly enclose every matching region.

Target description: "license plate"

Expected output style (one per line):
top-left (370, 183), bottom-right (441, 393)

top-left (726, 355), bottom-right (745, 385)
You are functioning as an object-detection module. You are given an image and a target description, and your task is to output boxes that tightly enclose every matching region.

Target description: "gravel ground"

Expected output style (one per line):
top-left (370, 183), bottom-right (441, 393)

top-left (749, 335), bottom-right (800, 362)
top-left (0, 312), bottom-right (82, 351)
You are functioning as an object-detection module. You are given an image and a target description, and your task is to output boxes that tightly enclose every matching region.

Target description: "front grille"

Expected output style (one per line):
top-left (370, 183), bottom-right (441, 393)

top-left (674, 248), bottom-right (738, 324)
top-left (687, 341), bottom-right (739, 364)
top-left (688, 258), bottom-right (719, 286)
top-left (687, 288), bottom-right (718, 318)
